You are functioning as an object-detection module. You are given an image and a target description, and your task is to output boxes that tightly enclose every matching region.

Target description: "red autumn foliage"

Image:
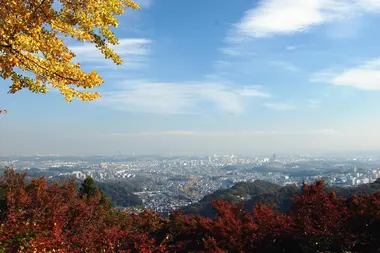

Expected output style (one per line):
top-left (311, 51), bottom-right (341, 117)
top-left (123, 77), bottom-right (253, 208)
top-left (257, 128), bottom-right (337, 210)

top-left (0, 168), bottom-right (379, 253)
top-left (0, 169), bottom-right (162, 253)
top-left (346, 191), bottom-right (380, 253)
top-left (288, 181), bottom-right (353, 252)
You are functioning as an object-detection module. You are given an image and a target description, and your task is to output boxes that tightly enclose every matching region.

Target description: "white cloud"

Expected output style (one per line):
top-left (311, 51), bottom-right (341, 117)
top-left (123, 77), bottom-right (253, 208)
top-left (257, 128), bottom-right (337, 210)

top-left (229, 0), bottom-right (380, 40)
top-left (219, 47), bottom-right (243, 56)
top-left (97, 81), bottom-right (271, 114)
top-left (269, 60), bottom-right (299, 72)
top-left (239, 86), bottom-right (272, 97)
top-left (285, 44), bottom-right (309, 51)
top-left (105, 129), bottom-right (337, 137)
top-left (264, 103), bottom-right (296, 111)
top-left (215, 1), bottom-right (380, 86)
top-left (306, 99), bottom-right (321, 108)
top-left (286, 46), bottom-right (297, 51)
top-left (311, 58), bottom-right (380, 90)
top-left (69, 38), bottom-right (151, 69)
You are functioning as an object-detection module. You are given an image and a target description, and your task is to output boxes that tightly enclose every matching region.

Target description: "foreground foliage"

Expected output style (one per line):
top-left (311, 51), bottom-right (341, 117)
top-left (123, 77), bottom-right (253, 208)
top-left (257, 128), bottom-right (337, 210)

top-left (0, 169), bottom-right (379, 253)
top-left (1, 0), bottom-right (140, 103)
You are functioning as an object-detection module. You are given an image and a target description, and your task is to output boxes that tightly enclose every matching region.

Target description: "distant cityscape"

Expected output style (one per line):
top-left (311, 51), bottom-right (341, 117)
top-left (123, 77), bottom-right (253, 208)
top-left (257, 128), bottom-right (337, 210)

top-left (1, 153), bottom-right (379, 213)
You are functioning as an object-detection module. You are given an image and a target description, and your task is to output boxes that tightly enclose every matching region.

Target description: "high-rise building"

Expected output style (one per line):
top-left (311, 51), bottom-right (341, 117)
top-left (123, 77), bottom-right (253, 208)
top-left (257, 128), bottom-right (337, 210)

top-left (270, 153), bottom-right (277, 162)
top-left (230, 155), bottom-right (237, 164)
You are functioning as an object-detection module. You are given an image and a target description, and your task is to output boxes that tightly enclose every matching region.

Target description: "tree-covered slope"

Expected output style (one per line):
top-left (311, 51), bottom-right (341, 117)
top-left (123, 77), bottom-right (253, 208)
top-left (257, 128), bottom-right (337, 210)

top-left (183, 178), bottom-right (380, 217)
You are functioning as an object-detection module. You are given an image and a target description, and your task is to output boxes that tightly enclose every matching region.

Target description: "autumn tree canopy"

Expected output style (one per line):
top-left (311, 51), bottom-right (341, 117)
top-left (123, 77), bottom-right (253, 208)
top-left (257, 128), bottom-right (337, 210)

top-left (1, 169), bottom-right (379, 252)
top-left (0, 0), bottom-right (140, 105)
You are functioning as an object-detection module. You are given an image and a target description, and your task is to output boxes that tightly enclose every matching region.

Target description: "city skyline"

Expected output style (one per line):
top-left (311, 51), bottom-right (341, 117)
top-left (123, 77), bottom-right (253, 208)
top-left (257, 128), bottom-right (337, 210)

top-left (2, 152), bottom-right (379, 213)
top-left (2, 0), bottom-right (380, 155)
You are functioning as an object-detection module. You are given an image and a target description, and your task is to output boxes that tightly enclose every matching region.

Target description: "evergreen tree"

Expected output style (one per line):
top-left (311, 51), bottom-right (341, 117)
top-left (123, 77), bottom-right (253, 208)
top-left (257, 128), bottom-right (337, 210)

top-left (79, 176), bottom-right (112, 209)
top-left (0, 185), bottom-right (8, 219)
top-left (79, 176), bottom-right (97, 198)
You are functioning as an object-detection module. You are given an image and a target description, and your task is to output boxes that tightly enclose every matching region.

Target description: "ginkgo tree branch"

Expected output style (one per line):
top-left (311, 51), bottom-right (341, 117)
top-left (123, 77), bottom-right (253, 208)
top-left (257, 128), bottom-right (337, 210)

top-left (0, 44), bottom-right (11, 48)
top-left (13, 48), bottom-right (81, 83)
top-left (30, 0), bottom-right (48, 18)
top-left (0, 0), bottom-right (141, 110)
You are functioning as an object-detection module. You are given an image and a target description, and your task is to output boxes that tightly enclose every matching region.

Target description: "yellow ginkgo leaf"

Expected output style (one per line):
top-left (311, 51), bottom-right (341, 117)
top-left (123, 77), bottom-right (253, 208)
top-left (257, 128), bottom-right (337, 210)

top-left (0, 0), bottom-right (140, 107)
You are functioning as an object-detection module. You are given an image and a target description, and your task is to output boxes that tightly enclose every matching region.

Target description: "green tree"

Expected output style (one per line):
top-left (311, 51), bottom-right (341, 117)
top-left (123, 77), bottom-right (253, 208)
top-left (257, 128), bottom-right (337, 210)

top-left (0, 185), bottom-right (8, 219)
top-left (79, 176), bottom-right (97, 198)
top-left (79, 176), bottom-right (111, 208)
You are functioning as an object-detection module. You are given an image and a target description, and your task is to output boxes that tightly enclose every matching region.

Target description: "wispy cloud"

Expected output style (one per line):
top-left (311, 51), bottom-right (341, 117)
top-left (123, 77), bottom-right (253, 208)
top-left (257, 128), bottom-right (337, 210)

top-left (229, 0), bottom-right (380, 41)
top-left (306, 99), bottom-right (321, 108)
top-left (286, 45), bottom-right (297, 51)
top-left (97, 81), bottom-right (271, 114)
top-left (217, 0), bottom-right (380, 76)
top-left (219, 47), bottom-right (244, 57)
top-left (268, 60), bottom-right (299, 72)
top-left (69, 38), bottom-right (151, 69)
top-left (285, 44), bottom-right (309, 51)
top-left (239, 86), bottom-right (272, 97)
top-left (311, 58), bottom-right (380, 90)
top-left (105, 129), bottom-right (337, 137)
top-left (264, 102), bottom-right (296, 111)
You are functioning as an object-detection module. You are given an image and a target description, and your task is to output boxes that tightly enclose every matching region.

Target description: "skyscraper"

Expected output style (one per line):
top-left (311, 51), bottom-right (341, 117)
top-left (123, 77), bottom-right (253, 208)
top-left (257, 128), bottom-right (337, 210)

top-left (270, 153), bottom-right (277, 163)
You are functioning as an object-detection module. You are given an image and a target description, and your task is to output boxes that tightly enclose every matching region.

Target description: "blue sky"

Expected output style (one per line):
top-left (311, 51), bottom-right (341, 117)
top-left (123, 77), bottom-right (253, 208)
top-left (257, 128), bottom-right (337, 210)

top-left (2, 0), bottom-right (380, 155)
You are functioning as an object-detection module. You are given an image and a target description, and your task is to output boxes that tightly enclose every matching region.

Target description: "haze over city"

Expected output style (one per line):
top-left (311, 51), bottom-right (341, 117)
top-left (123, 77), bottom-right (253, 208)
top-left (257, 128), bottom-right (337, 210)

top-left (2, 0), bottom-right (380, 155)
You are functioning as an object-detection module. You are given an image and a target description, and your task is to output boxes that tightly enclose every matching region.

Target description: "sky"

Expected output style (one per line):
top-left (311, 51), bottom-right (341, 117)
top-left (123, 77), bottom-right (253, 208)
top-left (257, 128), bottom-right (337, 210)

top-left (2, 0), bottom-right (380, 156)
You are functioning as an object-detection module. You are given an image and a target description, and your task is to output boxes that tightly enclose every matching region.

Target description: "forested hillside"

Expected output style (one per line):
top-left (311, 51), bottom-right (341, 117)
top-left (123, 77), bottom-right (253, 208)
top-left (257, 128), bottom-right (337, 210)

top-left (96, 181), bottom-right (143, 207)
top-left (183, 179), bottom-right (380, 217)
